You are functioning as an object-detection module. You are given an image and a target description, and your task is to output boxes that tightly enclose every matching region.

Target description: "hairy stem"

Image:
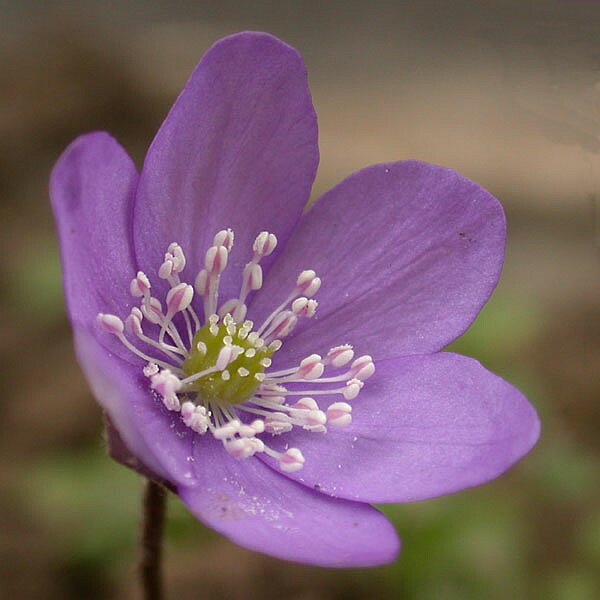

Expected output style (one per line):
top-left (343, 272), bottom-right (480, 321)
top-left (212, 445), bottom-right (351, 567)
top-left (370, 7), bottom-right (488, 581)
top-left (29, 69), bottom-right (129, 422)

top-left (140, 479), bottom-right (167, 600)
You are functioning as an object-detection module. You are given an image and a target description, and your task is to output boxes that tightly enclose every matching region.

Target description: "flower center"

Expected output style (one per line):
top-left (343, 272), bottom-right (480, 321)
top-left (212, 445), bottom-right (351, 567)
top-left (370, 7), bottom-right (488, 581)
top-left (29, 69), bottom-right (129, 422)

top-left (182, 316), bottom-right (275, 404)
top-left (96, 229), bottom-right (375, 472)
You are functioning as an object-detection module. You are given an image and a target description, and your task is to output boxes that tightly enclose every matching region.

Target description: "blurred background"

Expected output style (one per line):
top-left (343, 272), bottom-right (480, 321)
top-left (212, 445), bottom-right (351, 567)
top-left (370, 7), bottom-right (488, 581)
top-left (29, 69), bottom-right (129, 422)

top-left (1, 1), bottom-right (599, 598)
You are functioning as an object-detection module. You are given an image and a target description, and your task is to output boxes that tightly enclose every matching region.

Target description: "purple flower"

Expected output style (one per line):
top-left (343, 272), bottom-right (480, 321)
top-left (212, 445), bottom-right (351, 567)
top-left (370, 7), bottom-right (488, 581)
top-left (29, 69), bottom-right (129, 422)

top-left (50, 31), bottom-right (540, 567)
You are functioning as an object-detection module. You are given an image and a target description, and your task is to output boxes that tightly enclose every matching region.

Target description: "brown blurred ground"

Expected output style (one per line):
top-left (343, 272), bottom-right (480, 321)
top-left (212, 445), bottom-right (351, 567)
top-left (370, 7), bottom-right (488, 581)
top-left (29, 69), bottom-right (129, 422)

top-left (1, 2), bottom-right (600, 599)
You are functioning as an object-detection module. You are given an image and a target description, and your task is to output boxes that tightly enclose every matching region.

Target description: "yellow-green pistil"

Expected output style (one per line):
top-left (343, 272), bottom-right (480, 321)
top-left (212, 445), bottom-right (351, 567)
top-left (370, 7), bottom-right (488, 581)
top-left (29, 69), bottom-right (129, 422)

top-left (182, 321), bottom-right (275, 404)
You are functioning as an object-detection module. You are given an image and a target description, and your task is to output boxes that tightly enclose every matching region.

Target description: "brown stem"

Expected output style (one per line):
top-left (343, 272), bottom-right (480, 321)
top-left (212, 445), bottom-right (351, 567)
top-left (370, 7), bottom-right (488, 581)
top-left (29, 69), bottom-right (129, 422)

top-left (139, 479), bottom-right (167, 600)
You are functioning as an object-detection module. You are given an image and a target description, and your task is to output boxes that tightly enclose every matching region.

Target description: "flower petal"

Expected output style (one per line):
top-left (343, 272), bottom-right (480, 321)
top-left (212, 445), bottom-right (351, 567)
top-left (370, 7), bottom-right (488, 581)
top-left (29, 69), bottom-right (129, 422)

top-left (133, 32), bottom-right (319, 304)
top-left (73, 327), bottom-right (201, 487)
top-left (251, 161), bottom-right (505, 361)
top-left (264, 353), bottom-right (540, 504)
top-left (50, 132), bottom-right (138, 331)
top-left (178, 442), bottom-right (400, 567)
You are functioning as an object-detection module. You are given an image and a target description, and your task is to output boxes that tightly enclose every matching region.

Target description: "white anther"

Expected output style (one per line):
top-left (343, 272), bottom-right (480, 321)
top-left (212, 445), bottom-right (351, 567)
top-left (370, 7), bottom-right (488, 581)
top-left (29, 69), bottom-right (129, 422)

top-left (225, 438), bottom-right (257, 459)
top-left (150, 369), bottom-right (182, 411)
top-left (269, 340), bottom-right (283, 352)
top-left (238, 367), bottom-right (250, 377)
top-left (296, 270), bottom-right (321, 297)
top-left (302, 409), bottom-right (327, 432)
top-left (125, 310), bottom-right (143, 335)
top-left (259, 357), bottom-right (271, 367)
top-left (213, 228), bottom-right (234, 250)
top-left (168, 243), bottom-right (186, 272)
top-left (296, 270), bottom-right (315, 287)
top-left (325, 345), bottom-right (354, 367)
top-left (250, 419), bottom-right (265, 434)
top-left (304, 277), bottom-right (321, 297)
top-left (350, 355), bottom-right (375, 380)
top-left (141, 297), bottom-right (163, 324)
top-left (297, 354), bottom-right (324, 380)
top-left (279, 448), bottom-right (305, 472)
top-left (221, 370), bottom-right (231, 381)
top-left (292, 397), bottom-right (320, 412)
top-left (238, 424), bottom-right (255, 438)
top-left (249, 437), bottom-right (265, 454)
top-left (166, 283), bottom-right (194, 314)
top-left (97, 313), bottom-right (124, 335)
top-left (292, 297), bottom-right (307, 314)
top-left (264, 395), bottom-right (286, 405)
top-left (327, 402), bottom-right (352, 427)
top-left (213, 419), bottom-right (241, 440)
top-left (205, 245), bottom-right (228, 274)
top-left (244, 262), bottom-right (263, 290)
top-left (264, 412), bottom-right (293, 434)
top-left (195, 269), bottom-right (209, 295)
top-left (143, 362), bottom-right (159, 377)
top-left (290, 401), bottom-right (327, 431)
top-left (253, 231), bottom-right (277, 257)
top-left (181, 401), bottom-right (209, 434)
top-left (196, 341), bottom-right (207, 355)
top-left (130, 272), bottom-right (150, 297)
top-left (216, 344), bottom-right (241, 370)
top-left (292, 297), bottom-right (318, 318)
top-left (343, 378), bottom-right (364, 400)
top-left (158, 257), bottom-right (174, 279)
top-left (245, 348), bottom-right (256, 358)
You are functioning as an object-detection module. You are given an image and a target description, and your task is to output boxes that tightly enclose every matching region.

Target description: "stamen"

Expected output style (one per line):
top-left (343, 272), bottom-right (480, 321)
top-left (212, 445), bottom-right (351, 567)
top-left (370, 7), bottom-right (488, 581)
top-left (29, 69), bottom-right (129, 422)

top-left (262, 310), bottom-right (297, 341)
top-left (256, 269), bottom-right (320, 338)
top-left (325, 345), bottom-right (354, 367)
top-left (150, 369), bottom-right (182, 411)
top-left (96, 231), bottom-right (371, 474)
top-left (97, 314), bottom-right (181, 372)
top-left (276, 448), bottom-right (305, 473)
top-left (140, 296), bottom-right (187, 352)
top-left (181, 401), bottom-right (209, 434)
top-left (291, 297), bottom-right (318, 318)
top-left (180, 365), bottom-right (218, 386)
top-left (256, 379), bottom-right (364, 401)
top-left (97, 313), bottom-right (124, 335)
top-left (202, 243), bottom-right (229, 317)
top-left (168, 242), bottom-right (186, 272)
top-left (160, 283), bottom-right (194, 345)
top-left (264, 412), bottom-right (293, 434)
top-left (213, 228), bottom-right (234, 250)
top-left (295, 270), bottom-right (321, 297)
top-left (125, 308), bottom-right (184, 362)
top-left (327, 402), bottom-right (353, 427)
top-left (130, 271), bottom-right (151, 297)
top-left (253, 231), bottom-right (277, 257)
top-left (143, 362), bottom-right (159, 377)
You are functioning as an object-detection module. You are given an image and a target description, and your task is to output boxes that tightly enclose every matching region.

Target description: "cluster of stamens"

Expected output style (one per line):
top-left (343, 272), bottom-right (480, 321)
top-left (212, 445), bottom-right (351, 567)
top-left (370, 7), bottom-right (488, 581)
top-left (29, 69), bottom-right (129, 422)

top-left (97, 229), bottom-right (374, 472)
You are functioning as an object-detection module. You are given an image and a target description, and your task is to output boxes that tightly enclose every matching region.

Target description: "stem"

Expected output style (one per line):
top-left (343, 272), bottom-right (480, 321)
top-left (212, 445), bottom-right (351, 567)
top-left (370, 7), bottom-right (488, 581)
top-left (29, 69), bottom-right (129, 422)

top-left (139, 479), bottom-right (167, 600)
